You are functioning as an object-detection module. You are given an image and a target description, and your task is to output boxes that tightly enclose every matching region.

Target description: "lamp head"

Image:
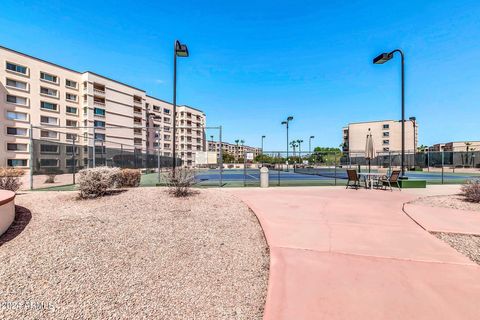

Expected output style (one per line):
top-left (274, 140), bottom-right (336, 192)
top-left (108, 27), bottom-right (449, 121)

top-left (175, 40), bottom-right (189, 57)
top-left (281, 121), bottom-right (287, 125)
top-left (373, 53), bottom-right (392, 64)
top-left (310, 135), bottom-right (314, 139)
top-left (287, 116), bottom-right (294, 121)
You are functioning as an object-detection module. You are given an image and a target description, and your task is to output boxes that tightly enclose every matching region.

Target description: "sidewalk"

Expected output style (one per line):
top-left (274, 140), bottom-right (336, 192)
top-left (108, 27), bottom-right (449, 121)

top-left (230, 187), bottom-right (480, 320)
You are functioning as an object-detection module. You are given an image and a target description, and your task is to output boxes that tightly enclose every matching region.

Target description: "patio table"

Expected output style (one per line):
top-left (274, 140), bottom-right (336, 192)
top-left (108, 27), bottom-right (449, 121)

top-left (358, 172), bottom-right (385, 189)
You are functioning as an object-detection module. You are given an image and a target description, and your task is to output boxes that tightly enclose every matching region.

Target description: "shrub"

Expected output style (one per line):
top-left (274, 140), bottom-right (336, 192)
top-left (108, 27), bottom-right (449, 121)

top-left (461, 179), bottom-right (480, 203)
top-left (44, 174), bottom-right (56, 184)
top-left (0, 168), bottom-right (25, 192)
top-left (77, 167), bottom-right (121, 198)
top-left (117, 169), bottom-right (141, 188)
top-left (166, 168), bottom-right (195, 197)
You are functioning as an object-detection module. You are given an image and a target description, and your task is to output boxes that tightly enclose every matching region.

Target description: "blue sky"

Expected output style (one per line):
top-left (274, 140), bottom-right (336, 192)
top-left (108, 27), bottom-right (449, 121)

top-left (1, 0), bottom-right (479, 150)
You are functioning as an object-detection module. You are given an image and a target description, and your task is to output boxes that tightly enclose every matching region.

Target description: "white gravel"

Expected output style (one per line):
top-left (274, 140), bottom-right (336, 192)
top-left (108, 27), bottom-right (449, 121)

top-left (410, 194), bottom-right (480, 212)
top-left (434, 232), bottom-right (480, 265)
top-left (0, 188), bottom-right (269, 319)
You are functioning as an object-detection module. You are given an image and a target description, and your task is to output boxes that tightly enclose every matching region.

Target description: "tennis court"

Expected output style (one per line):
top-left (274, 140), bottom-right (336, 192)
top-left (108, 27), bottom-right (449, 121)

top-left (190, 168), bottom-right (480, 187)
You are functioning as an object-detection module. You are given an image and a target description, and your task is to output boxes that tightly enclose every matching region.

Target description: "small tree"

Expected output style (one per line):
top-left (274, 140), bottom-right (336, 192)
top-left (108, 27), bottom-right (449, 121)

top-left (222, 152), bottom-right (235, 164)
top-left (166, 168), bottom-right (195, 197)
top-left (461, 179), bottom-right (480, 203)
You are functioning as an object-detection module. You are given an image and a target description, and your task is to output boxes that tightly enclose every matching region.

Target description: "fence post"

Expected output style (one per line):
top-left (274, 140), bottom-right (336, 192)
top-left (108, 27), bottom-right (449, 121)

top-left (72, 137), bottom-right (76, 185)
top-left (441, 150), bottom-right (444, 184)
top-left (92, 127), bottom-right (96, 168)
top-left (243, 151), bottom-right (247, 187)
top-left (334, 152), bottom-right (337, 186)
top-left (277, 153), bottom-right (281, 186)
top-left (219, 126), bottom-right (223, 187)
top-left (29, 124), bottom-right (34, 190)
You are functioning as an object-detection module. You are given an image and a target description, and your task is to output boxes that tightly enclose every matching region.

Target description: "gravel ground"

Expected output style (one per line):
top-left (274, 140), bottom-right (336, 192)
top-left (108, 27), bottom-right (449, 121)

top-left (0, 188), bottom-right (269, 319)
top-left (410, 194), bottom-right (480, 212)
top-left (434, 232), bottom-right (480, 265)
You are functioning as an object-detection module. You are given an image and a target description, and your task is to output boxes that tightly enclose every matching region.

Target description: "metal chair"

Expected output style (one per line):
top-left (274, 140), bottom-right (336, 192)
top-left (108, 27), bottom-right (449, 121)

top-left (346, 169), bottom-right (361, 189)
top-left (379, 170), bottom-right (401, 191)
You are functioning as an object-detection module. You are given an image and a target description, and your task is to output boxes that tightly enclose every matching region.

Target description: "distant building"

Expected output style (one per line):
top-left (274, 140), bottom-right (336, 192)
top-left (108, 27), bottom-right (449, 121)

top-left (431, 141), bottom-right (480, 152)
top-left (342, 119), bottom-right (418, 155)
top-left (207, 141), bottom-right (261, 160)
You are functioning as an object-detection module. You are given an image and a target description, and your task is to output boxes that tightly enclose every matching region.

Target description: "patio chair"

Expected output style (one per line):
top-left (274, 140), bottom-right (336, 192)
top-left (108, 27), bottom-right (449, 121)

top-left (379, 170), bottom-right (401, 191)
top-left (346, 169), bottom-right (361, 189)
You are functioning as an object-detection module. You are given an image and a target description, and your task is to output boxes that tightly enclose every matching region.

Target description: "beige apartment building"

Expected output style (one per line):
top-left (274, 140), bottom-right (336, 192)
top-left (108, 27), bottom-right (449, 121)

top-left (431, 141), bottom-right (480, 152)
top-left (208, 141), bottom-right (261, 161)
top-left (0, 46), bottom-right (205, 170)
top-left (342, 119), bottom-right (417, 156)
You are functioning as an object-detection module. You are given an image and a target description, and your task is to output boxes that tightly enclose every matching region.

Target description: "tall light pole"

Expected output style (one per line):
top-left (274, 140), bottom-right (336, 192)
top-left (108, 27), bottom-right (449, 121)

top-left (281, 116), bottom-right (293, 171)
top-left (172, 40), bottom-right (189, 177)
top-left (261, 135), bottom-right (266, 154)
top-left (309, 136), bottom-right (315, 154)
top-left (373, 49), bottom-right (406, 177)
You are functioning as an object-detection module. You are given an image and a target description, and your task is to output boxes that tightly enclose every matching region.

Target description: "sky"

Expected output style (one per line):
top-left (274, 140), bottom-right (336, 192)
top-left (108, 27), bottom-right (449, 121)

top-left (1, 0), bottom-right (479, 150)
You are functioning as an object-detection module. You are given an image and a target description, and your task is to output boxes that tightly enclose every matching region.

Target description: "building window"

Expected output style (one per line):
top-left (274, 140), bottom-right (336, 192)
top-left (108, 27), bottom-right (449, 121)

top-left (66, 93), bottom-right (77, 101)
top-left (134, 128), bottom-right (142, 134)
top-left (382, 132), bottom-right (390, 137)
top-left (7, 127), bottom-right (27, 136)
top-left (6, 62), bottom-right (28, 75)
top-left (40, 144), bottom-right (59, 154)
top-left (153, 105), bottom-right (160, 111)
top-left (94, 133), bottom-right (105, 141)
top-left (6, 78), bottom-right (27, 90)
top-left (7, 143), bottom-right (28, 151)
top-left (66, 106), bottom-right (78, 114)
top-left (7, 159), bottom-right (28, 167)
top-left (40, 71), bottom-right (58, 83)
top-left (40, 101), bottom-right (59, 111)
top-left (66, 159), bottom-right (79, 167)
top-left (6, 95), bottom-right (28, 106)
top-left (134, 138), bottom-right (142, 145)
top-left (163, 108), bottom-right (170, 114)
top-left (7, 111), bottom-right (28, 121)
top-left (383, 140), bottom-right (389, 145)
top-left (383, 124), bottom-right (390, 129)
top-left (40, 159), bottom-right (59, 167)
top-left (66, 133), bottom-right (77, 141)
top-left (94, 108), bottom-right (105, 116)
top-left (66, 120), bottom-right (78, 127)
top-left (66, 146), bottom-right (79, 155)
top-left (40, 130), bottom-right (58, 139)
top-left (94, 120), bottom-right (105, 128)
top-left (66, 79), bottom-right (77, 89)
top-left (383, 147), bottom-right (390, 152)
top-left (40, 86), bottom-right (58, 97)
top-left (40, 116), bottom-right (58, 126)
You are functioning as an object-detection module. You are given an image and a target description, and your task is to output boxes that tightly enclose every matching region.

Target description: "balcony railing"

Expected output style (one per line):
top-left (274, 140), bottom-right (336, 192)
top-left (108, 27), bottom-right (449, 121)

top-left (93, 88), bottom-right (105, 95)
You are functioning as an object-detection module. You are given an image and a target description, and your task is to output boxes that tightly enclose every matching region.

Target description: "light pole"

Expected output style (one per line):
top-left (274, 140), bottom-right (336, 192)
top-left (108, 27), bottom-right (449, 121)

top-left (409, 116), bottom-right (416, 169)
top-left (373, 49), bottom-right (406, 177)
top-left (281, 116), bottom-right (293, 171)
top-left (172, 40), bottom-right (189, 177)
top-left (261, 135), bottom-right (266, 154)
top-left (309, 136), bottom-right (315, 154)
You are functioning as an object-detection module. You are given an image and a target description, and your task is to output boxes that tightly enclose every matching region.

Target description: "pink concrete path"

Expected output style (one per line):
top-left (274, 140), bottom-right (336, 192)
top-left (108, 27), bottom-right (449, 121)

top-left (404, 203), bottom-right (480, 235)
top-left (230, 187), bottom-right (480, 320)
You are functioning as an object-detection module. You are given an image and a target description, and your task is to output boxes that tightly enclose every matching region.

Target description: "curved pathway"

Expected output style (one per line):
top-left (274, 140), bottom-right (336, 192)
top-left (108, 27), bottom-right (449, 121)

top-left (230, 187), bottom-right (480, 320)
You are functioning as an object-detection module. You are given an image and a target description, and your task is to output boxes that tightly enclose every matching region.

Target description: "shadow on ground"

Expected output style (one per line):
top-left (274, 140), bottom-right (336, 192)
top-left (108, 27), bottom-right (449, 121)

top-left (0, 205), bottom-right (32, 246)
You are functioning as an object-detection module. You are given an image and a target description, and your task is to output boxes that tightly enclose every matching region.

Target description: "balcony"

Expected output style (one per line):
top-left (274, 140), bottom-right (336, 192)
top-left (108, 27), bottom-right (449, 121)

top-left (94, 98), bottom-right (105, 106)
top-left (93, 88), bottom-right (105, 96)
top-left (134, 107), bottom-right (142, 115)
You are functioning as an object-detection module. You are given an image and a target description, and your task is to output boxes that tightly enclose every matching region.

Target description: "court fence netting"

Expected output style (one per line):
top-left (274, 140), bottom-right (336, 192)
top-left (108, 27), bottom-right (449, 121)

top-left (24, 129), bottom-right (480, 190)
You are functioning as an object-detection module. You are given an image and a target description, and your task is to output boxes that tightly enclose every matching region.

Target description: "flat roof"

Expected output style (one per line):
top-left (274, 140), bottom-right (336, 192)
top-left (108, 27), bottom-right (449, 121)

top-left (1, 45), bottom-right (145, 92)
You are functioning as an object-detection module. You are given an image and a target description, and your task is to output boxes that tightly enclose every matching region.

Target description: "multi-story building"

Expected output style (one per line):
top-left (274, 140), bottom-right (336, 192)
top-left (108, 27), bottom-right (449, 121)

top-left (208, 141), bottom-right (261, 161)
top-left (342, 119), bottom-right (417, 155)
top-left (431, 141), bottom-right (480, 152)
top-left (0, 45), bottom-right (205, 170)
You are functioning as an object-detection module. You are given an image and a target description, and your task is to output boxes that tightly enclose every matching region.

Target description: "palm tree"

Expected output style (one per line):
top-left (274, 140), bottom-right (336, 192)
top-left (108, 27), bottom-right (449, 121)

top-left (290, 141), bottom-right (298, 157)
top-left (297, 139), bottom-right (304, 157)
top-left (234, 139), bottom-right (240, 162)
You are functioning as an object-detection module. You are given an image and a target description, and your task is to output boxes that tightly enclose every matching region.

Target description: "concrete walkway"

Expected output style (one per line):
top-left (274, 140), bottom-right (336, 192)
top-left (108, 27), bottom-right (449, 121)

top-left (230, 187), bottom-right (480, 320)
top-left (404, 203), bottom-right (480, 235)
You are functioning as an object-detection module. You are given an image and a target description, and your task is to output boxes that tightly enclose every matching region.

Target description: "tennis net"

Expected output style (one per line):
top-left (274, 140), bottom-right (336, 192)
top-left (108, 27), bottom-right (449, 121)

top-left (293, 166), bottom-right (348, 179)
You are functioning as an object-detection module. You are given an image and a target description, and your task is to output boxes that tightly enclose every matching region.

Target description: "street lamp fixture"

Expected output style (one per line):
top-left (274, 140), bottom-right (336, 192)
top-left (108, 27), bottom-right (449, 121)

top-left (261, 135), bottom-right (266, 154)
top-left (172, 40), bottom-right (189, 177)
top-left (373, 49), bottom-right (406, 177)
top-left (281, 116), bottom-right (294, 171)
top-left (309, 135), bottom-right (315, 154)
